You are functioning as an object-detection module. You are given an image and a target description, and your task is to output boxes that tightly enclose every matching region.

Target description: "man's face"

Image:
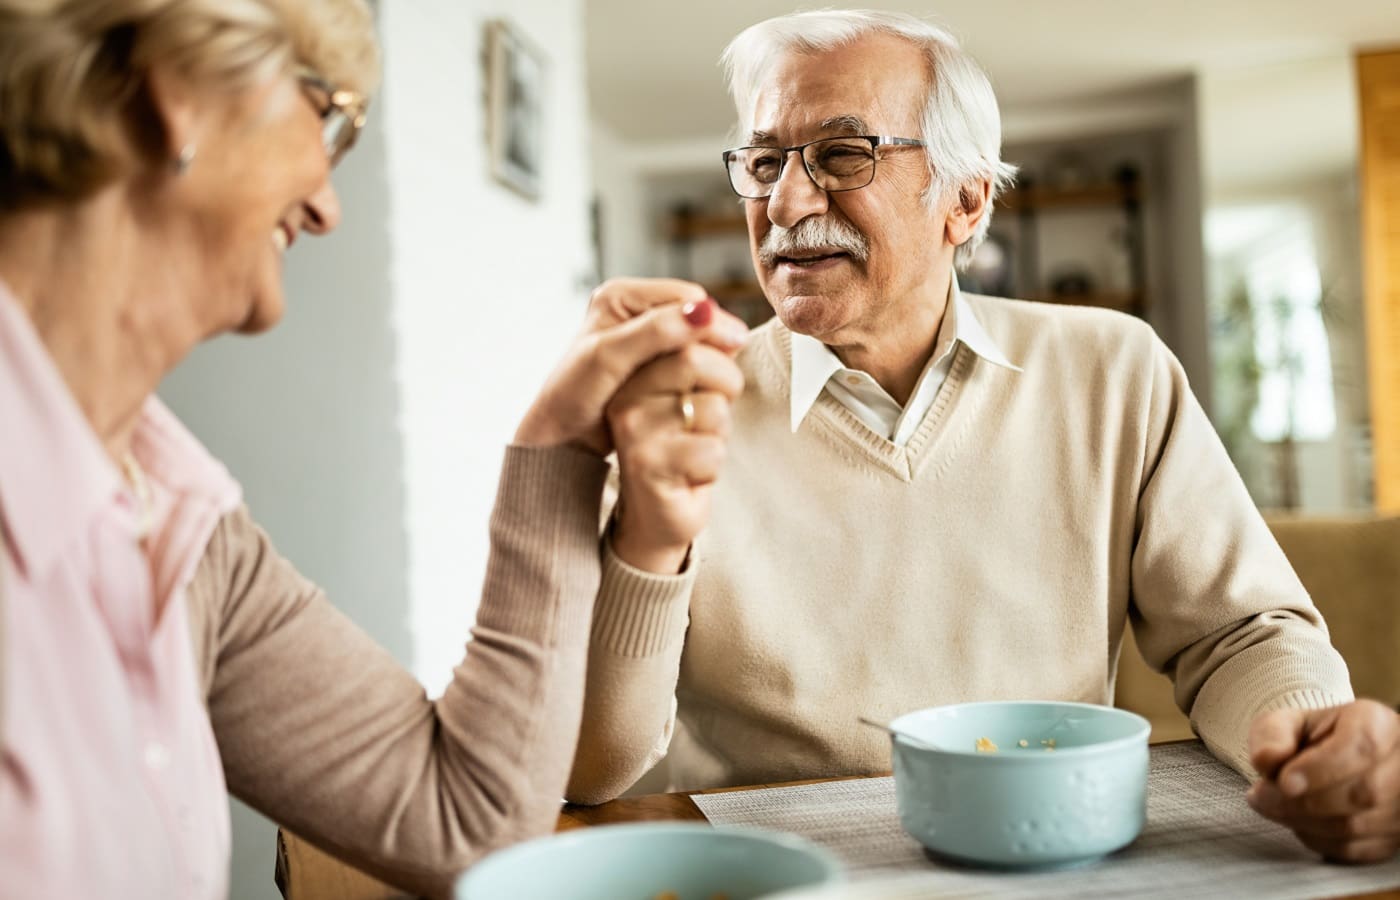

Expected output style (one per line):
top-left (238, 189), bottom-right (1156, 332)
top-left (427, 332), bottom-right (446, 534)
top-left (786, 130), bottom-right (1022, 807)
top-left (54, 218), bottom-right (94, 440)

top-left (743, 34), bottom-right (956, 344)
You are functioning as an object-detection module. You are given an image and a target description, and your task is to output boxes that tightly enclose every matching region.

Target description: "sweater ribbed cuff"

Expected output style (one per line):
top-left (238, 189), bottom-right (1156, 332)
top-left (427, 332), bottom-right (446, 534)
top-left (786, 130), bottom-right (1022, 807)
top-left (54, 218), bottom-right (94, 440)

top-left (473, 444), bottom-right (609, 645)
top-left (592, 537), bottom-right (693, 657)
top-left (1192, 639), bottom-right (1354, 778)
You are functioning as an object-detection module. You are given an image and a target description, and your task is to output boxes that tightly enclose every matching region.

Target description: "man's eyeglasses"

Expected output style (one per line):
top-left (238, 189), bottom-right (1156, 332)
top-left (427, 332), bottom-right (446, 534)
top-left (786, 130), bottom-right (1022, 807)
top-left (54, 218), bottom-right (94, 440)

top-left (721, 135), bottom-right (926, 200)
top-left (297, 69), bottom-right (368, 167)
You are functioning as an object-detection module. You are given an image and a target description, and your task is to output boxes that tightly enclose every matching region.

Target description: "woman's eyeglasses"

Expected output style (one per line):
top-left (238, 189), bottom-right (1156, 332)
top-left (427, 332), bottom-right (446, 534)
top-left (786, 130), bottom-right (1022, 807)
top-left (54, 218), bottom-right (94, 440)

top-left (297, 69), bottom-right (368, 167)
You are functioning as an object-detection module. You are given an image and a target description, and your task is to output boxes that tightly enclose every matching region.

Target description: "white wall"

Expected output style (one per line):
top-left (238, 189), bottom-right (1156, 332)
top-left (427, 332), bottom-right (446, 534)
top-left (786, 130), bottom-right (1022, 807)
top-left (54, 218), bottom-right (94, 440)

top-left (379, 0), bottom-right (594, 695)
top-left (1199, 55), bottom-right (1359, 197)
top-left (591, 121), bottom-right (654, 280)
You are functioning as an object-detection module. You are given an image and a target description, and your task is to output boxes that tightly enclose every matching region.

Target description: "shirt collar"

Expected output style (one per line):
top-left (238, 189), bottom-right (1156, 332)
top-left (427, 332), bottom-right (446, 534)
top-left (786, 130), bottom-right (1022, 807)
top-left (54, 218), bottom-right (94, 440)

top-left (950, 279), bottom-right (1021, 373)
top-left (788, 276), bottom-right (1021, 433)
top-left (0, 280), bottom-right (239, 578)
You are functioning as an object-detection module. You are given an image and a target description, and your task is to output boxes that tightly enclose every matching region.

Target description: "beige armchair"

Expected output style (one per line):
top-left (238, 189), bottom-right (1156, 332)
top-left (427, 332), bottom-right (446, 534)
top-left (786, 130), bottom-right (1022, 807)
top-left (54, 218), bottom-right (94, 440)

top-left (1115, 514), bottom-right (1400, 741)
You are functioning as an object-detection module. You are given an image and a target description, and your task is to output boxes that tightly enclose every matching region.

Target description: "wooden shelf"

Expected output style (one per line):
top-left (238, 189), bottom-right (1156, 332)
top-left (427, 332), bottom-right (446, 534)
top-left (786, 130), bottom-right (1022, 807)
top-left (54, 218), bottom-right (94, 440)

top-left (669, 184), bottom-right (1140, 230)
top-left (703, 279), bottom-right (763, 302)
top-left (998, 182), bottom-right (1139, 212)
top-left (1025, 291), bottom-right (1144, 313)
top-left (702, 279), bottom-right (772, 327)
top-left (669, 213), bottom-right (749, 240)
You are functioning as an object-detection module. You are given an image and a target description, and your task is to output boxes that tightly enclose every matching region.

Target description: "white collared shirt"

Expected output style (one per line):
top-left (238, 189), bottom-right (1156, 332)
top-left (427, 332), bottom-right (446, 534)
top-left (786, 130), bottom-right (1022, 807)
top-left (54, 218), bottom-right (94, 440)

top-left (789, 278), bottom-right (1021, 445)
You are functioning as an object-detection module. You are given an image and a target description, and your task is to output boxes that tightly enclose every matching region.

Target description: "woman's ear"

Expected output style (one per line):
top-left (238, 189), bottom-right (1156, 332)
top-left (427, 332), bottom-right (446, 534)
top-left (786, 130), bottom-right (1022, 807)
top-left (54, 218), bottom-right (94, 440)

top-left (946, 178), bottom-right (993, 248)
top-left (141, 64), bottom-right (201, 167)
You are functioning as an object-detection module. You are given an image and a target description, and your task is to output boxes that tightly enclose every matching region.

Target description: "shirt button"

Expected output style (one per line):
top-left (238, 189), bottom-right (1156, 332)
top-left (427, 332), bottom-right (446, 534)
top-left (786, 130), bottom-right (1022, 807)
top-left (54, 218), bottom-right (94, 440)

top-left (845, 375), bottom-right (861, 386)
top-left (144, 741), bottom-right (171, 771)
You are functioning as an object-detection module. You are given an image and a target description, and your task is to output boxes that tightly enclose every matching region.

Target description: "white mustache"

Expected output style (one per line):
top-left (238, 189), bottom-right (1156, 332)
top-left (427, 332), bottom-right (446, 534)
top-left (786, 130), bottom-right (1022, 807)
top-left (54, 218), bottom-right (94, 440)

top-left (758, 217), bottom-right (870, 266)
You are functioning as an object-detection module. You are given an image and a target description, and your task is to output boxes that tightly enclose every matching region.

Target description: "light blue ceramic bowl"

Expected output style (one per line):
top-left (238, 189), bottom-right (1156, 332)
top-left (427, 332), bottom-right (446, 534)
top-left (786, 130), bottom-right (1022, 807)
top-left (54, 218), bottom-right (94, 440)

top-left (889, 701), bottom-right (1151, 869)
top-left (454, 822), bottom-right (842, 900)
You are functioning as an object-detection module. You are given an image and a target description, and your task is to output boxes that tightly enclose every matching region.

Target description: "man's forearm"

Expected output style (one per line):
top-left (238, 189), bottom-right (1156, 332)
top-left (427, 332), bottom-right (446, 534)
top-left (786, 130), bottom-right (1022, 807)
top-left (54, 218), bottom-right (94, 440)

top-left (565, 541), bottom-right (694, 804)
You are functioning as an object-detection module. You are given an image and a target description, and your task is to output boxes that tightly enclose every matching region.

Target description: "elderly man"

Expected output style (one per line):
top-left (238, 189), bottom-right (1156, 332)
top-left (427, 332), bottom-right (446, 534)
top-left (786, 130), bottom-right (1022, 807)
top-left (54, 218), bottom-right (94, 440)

top-left (570, 10), bottom-right (1400, 862)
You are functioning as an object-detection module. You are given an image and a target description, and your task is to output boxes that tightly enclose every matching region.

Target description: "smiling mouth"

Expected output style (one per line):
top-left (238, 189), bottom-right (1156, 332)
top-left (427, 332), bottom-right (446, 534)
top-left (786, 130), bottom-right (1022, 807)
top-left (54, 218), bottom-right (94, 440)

top-left (271, 223), bottom-right (296, 252)
top-left (774, 250), bottom-right (850, 268)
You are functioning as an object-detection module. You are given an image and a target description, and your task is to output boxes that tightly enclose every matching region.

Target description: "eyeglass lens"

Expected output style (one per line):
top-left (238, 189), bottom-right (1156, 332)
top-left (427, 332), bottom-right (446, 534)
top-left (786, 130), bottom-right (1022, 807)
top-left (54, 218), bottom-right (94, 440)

top-left (322, 112), bottom-right (356, 164)
top-left (727, 138), bottom-right (877, 198)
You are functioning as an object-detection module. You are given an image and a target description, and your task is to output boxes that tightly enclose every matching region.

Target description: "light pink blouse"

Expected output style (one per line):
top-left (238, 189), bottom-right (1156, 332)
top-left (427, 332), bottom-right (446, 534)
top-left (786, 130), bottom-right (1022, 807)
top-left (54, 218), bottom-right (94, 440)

top-left (0, 283), bottom-right (241, 899)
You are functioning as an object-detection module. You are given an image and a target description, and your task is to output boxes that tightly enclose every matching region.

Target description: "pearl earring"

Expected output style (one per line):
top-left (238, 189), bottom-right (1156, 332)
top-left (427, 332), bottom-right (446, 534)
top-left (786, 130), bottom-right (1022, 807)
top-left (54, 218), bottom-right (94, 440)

top-left (174, 143), bottom-right (196, 175)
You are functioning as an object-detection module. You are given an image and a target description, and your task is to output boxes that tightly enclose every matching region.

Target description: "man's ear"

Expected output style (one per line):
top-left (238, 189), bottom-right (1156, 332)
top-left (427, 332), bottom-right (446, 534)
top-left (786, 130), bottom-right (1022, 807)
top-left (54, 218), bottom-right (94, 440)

top-left (946, 178), bottom-right (993, 249)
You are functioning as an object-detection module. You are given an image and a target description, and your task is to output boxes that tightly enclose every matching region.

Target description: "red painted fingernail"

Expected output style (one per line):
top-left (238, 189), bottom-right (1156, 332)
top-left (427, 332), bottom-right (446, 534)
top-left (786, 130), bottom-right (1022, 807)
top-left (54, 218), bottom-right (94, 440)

top-left (683, 297), bottom-right (714, 327)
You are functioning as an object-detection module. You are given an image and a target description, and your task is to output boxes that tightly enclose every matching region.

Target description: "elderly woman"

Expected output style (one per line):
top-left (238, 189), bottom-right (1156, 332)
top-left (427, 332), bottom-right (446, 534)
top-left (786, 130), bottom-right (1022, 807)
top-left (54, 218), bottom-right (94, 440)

top-left (0, 1), bottom-right (747, 898)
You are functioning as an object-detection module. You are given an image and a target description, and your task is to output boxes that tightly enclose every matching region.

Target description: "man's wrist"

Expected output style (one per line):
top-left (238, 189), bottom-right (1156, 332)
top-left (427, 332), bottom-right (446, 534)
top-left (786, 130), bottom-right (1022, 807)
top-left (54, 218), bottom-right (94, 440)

top-left (611, 522), bottom-right (690, 575)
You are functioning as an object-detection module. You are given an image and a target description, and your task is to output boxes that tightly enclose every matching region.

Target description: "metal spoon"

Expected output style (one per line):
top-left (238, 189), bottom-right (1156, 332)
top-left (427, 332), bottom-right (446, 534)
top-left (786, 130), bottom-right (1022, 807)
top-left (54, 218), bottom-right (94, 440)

top-left (857, 716), bottom-right (945, 752)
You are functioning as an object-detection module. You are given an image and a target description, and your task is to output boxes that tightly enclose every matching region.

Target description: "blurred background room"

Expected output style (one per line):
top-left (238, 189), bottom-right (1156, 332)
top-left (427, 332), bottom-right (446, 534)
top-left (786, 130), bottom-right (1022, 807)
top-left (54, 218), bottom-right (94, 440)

top-left (150, 2), bottom-right (1400, 896)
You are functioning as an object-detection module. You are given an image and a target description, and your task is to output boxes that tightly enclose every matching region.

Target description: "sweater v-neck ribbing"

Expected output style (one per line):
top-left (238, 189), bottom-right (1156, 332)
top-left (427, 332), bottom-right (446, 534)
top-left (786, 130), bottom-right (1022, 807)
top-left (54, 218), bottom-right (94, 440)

top-left (767, 323), bottom-right (985, 482)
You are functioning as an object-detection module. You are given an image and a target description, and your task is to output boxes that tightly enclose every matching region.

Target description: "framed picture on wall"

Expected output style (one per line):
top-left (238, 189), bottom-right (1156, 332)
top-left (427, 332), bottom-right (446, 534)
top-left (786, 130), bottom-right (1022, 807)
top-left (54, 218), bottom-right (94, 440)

top-left (486, 19), bottom-right (546, 201)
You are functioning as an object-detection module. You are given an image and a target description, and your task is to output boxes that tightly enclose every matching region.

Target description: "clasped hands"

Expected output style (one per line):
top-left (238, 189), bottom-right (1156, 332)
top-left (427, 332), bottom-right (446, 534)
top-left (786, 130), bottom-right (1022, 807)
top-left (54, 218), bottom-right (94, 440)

top-left (1249, 698), bottom-right (1400, 863)
top-left (514, 277), bottom-right (748, 575)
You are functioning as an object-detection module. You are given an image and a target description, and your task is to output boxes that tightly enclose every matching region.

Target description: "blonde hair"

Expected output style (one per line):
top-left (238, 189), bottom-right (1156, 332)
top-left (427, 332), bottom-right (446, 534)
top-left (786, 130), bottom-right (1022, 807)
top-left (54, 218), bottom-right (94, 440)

top-left (722, 10), bottom-right (1016, 270)
top-left (0, 0), bottom-right (379, 208)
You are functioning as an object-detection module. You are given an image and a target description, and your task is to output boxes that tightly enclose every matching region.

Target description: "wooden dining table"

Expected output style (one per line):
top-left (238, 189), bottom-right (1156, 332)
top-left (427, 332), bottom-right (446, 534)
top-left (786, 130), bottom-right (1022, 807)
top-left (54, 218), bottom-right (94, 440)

top-left (556, 772), bottom-right (874, 831)
top-left (278, 768), bottom-right (1400, 900)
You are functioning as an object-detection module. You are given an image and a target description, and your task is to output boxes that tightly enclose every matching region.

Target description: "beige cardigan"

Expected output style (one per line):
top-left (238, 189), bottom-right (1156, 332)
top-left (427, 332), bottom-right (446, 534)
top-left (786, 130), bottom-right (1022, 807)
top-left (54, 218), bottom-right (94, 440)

top-left (2, 445), bottom-right (607, 900)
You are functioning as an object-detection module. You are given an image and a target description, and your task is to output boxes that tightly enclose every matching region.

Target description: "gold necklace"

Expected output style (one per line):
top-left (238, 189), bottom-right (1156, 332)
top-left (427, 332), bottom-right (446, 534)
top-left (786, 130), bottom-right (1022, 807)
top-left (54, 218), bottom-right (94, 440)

top-left (120, 452), bottom-right (154, 541)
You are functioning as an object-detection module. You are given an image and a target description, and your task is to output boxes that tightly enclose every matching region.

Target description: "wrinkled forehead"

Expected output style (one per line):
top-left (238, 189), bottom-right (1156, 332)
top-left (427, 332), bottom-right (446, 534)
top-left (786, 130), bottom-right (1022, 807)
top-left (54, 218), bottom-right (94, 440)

top-left (742, 36), bottom-right (929, 143)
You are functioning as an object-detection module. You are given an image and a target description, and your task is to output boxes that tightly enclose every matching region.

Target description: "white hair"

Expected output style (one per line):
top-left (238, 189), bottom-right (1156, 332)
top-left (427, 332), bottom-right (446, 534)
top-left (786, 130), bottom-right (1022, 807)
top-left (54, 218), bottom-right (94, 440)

top-left (721, 9), bottom-right (1017, 270)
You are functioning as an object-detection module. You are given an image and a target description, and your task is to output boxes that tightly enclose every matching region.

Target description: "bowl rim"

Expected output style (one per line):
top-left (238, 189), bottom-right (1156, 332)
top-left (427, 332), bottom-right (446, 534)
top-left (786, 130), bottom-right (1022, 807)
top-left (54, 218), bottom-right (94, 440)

top-left (453, 821), bottom-right (844, 893)
top-left (889, 700), bottom-right (1152, 760)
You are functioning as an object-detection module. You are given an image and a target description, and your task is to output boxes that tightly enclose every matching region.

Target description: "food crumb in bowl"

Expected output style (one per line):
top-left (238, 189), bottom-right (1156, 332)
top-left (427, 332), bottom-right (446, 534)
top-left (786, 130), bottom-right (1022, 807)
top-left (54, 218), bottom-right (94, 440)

top-left (652, 893), bottom-right (678, 900)
top-left (1017, 739), bottom-right (1029, 748)
top-left (975, 736), bottom-right (998, 753)
top-left (1041, 738), bottom-right (1056, 748)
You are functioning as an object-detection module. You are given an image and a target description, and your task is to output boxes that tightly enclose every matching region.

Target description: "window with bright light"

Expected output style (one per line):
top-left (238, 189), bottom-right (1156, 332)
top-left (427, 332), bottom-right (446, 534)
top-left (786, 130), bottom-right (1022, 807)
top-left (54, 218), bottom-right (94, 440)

top-left (1240, 213), bottom-right (1335, 442)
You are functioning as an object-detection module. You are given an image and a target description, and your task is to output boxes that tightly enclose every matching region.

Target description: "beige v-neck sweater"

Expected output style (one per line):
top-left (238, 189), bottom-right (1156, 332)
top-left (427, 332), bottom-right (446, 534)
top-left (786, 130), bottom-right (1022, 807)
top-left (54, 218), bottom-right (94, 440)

top-left (566, 295), bottom-right (1353, 804)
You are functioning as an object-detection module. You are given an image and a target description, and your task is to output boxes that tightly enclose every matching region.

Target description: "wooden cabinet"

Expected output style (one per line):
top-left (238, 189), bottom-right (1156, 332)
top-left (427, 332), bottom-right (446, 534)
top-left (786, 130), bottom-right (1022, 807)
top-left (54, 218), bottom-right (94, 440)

top-left (1359, 49), bottom-right (1400, 511)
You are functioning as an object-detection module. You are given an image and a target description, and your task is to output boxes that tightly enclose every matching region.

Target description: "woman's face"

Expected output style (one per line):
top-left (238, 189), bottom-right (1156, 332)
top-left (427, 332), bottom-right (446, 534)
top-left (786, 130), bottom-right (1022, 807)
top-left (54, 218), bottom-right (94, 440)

top-left (165, 70), bottom-right (341, 336)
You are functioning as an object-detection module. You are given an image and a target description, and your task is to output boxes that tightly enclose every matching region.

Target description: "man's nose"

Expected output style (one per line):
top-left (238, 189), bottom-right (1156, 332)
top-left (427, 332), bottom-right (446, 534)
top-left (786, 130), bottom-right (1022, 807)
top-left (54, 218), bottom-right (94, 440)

top-left (766, 151), bottom-right (829, 229)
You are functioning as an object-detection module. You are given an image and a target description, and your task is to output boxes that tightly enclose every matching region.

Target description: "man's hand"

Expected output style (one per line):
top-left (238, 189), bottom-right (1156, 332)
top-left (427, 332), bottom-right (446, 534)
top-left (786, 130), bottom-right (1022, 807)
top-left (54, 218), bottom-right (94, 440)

top-left (514, 278), bottom-right (748, 456)
top-left (1247, 699), bottom-right (1400, 863)
top-left (606, 337), bottom-right (746, 574)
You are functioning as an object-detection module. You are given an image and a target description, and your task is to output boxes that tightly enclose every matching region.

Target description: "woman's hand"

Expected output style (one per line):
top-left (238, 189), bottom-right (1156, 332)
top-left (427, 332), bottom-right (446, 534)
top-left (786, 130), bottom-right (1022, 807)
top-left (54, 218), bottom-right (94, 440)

top-left (514, 278), bottom-right (748, 456)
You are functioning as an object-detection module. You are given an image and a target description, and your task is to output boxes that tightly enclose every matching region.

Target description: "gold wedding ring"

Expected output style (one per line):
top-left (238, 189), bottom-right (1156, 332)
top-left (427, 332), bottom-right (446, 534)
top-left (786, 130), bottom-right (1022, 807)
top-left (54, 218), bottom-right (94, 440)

top-left (679, 392), bottom-right (696, 432)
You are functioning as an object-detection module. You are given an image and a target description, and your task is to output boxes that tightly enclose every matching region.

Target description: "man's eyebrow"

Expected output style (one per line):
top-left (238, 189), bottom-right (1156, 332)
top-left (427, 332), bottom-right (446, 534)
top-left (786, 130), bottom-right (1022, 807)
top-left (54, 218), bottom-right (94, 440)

top-left (820, 115), bottom-right (869, 135)
top-left (747, 116), bottom-right (868, 145)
